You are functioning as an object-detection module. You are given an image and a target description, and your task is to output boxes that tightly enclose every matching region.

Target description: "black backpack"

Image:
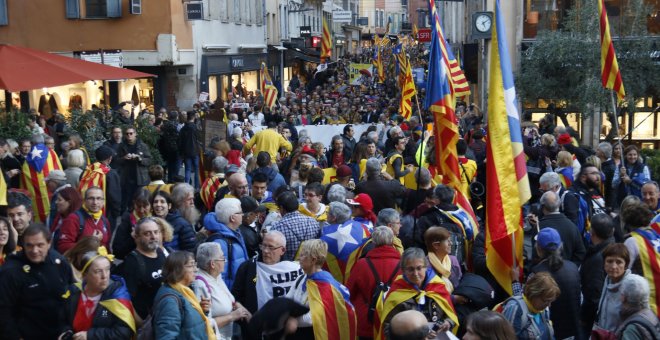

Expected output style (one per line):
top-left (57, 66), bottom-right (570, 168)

top-left (365, 257), bottom-right (399, 323)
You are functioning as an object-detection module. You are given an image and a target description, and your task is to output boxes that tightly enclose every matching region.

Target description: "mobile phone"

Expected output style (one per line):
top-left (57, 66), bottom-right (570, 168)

top-left (432, 323), bottom-right (441, 332)
top-left (244, 119), bottom-right (248, 123)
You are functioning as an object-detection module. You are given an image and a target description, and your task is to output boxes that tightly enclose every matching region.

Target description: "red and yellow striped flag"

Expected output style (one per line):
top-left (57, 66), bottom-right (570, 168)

top-left (631, 228), bottom-right (660, 317)
top-left (0, 167), bottom-right (6, 206)
top-left (412, 24), bottom-right (419, 41)
top-left (321, 17), bottom-right (332, 63)
top-left (79, 162), bottom-right (110, 211)
top-left (19, 144), bottom-right (55, 223)
top-left (306, 271), bottom-right (357, 340)
top-left (598, 0), bottom-right (625, 100)
top-left (399, 55), bottom-right (416, 120)
top-left (199, 175), bottom-right (224, 211)
top-left (260, 62), bottom-right (278, 110)
top-left (485, 0), bottom-right (530, 295)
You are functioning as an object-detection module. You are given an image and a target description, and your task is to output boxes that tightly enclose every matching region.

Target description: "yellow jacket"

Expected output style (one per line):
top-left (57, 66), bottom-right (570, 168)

top-left (243, 128), bottom-right (292, 160)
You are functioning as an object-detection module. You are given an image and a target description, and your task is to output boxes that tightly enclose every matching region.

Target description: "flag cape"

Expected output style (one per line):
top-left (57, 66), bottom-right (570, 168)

top-left (78, 162), bottom-right (110, 206)
top-left (424, 0), bottom-right (478, 227)
top-left (321, 220), bottom-right (371, 284)
top-left (631, 227), bottom-right (660, 316)
top-left (321, 17), bottom-right (332, 63)
top-left (47, 148), bottom-right (63, 172)
top-left (374, 268), bottom-right (458, 340)
top-left (557, 167), bottom-right (573, 188)
top-left (260, 62), bottom-right (279, 109)
top-left (485, 0), bottom-right (530, 295)
top-left (305, 271), bottom-right (357, 340)
top-left (598, 0), bottom-right (625, 100)
top-left (99, 276), bottom-right (136, 333)
top-left (19, 144), bottom-right (54, 223)
top-left (199, 174), bottom-right (224, 211)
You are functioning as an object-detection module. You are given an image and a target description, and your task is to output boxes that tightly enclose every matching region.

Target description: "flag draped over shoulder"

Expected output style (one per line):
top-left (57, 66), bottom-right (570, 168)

top-left (598, 0), bottom-right (625, 100)
top-left (321, 17), bottom-right (332, 63)
top-left (79, 162), bottom-right (110, 200)
top-left (374, 269), bottom-right (458, 340)
top-left (424, 0), bottom-right (478, 228)
top-left (304, 270), bottom-right (357, 340)
top-left (631, 228), bottom-right (660, 317)
top-left (199, 175), bottom-right (224, 211)
top-left (485, 0), bottom-right (531, 295)
top-left (19, 144), bottom-right (55, 223)
top-left (321, 220), bottom-right (370, 284)
top-left (260, 62), bottom-right (278, 109)
top-left (98, 276), bottom-right (136, 333)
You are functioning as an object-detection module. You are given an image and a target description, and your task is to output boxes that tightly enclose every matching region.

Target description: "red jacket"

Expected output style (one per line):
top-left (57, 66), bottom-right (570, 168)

top-left (57, 209), bottom-right (111, 253)
top-left (346, 245), bottom-right (401, 338)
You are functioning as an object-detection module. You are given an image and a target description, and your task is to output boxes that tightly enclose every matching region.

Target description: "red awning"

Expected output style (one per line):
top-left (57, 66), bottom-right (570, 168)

top-left (0, 44), bottom-right (155, 92)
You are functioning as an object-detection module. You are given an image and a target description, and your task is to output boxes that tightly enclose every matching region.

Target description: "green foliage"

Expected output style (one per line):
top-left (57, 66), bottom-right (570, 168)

top-left (134, 116), bottom-right (163, 165)
top-left (641, 148), bottom-right (660, 179)
top-left (0, 111), bottom-right (32, 141)
top-left (516, 0), bottom-right (660, 116)
top-left (64, 109), bottom-right (106, 162)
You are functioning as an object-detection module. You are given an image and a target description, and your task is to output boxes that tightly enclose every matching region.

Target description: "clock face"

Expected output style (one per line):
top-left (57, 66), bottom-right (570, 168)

top-left (475, 14), bottom-right (492, 33)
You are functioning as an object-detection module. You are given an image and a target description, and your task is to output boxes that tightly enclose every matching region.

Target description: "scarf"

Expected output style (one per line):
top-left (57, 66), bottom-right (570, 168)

top-left (170, 283), bottom-right (217, 340)
top-left (428, 252), bottom-right (453, 292)
top-left (523, 295), bottom-right (543, 314)
top-left (83, 206), bottom-right (103, 221)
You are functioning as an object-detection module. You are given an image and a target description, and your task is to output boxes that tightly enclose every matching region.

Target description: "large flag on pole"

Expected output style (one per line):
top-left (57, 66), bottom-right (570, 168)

top-left (321, 17), bottom-right (332, 63)
top-left (425, 0), bottom-right (478, 232)
top-left (399, 55), bottom-right (416, 120)
top-left (598, 0), bottom-right (625, 100)
top-left (260, 62), bottom-right (278, 109)
top-left (485, 0), bottom-right (531, 295)
top-left (19, 144), bottom-right (53, 223)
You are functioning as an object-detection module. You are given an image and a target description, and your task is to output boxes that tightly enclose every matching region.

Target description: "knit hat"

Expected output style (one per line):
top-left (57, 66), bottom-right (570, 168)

top-left (557, 133), bottom-right (572, 146)
top-left (536, 228), bottom-right (562, 251)
top-left (336, 165), bottom-right (352, 178)
top-left (45, 170), bottom-right (66, 182)
top-left (95, 145), bottom-right (115, 162)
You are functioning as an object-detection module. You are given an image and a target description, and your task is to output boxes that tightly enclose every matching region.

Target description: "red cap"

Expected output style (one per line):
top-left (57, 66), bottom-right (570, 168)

top-left (346, 193), bottom-right (374, 211)
top-left (557, 133), bottom-right (572, 145)
top-left (336, 165), bottom-right (352, 178)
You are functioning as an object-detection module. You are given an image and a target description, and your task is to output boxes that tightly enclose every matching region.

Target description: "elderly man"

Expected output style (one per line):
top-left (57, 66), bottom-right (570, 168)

top-left (270, 191), bottom-right (320, 261)
top-left (232, 231), bottom-right (302, 314)
top-left (641, 181), bottom-right (660, 215)
top-left (320, 202), bottom-right (370, 283)
top-left (114, 217), bottom-right (166, 320)
top-left (355, 158), bottom-right (405, 214)
top-left (358, 208), bottom-right (404, 258)
top-left (388, 310), bottom-right (430, 340)
top-left (539, 172), bottom-right (579, 226)
top-left (0, 224), bottom-right (74, 340)
top-left (203, 198), bottom-right (249, 289)
top-left (532, 191), bottom-right (586, 265)
top-left (615, 274), bottom-right (660, 338)
top-left (57, 186), bottom-right (112, 253)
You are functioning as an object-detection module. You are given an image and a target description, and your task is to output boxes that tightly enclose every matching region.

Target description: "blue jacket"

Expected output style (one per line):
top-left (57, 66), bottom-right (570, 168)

top-left (152, 285), bottom-right (208, 340)
top-left (203, 212), bottom-right (249, 289)
top-left (250, 167), bottom-right (287, 193)
top-left (165, 211), bottom-right (197, 252)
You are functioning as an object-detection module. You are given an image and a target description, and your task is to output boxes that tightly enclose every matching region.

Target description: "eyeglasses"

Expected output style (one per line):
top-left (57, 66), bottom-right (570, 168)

top-left (184, 262), bottom-right (197, 269)
top-left (260, 244), bottom-right (283, 252)
top-left (214, 257), bottom-right (226, 263)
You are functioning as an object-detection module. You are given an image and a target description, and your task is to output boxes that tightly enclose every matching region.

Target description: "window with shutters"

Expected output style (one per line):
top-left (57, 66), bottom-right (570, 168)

top-left (65, 0), bottom-right (122, 19)
top-left (0, 0), bottom-right (7, 26)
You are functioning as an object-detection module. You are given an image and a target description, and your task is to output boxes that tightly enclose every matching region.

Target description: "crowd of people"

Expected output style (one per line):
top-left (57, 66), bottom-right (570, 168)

top-left (0, 49), bottom-right (659, 340)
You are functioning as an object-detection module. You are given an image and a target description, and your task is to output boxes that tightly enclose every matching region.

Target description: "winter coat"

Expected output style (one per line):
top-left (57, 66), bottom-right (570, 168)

top-left (537, 213), bottom-right (586, 265)
top-left (178, 122), bottom-right (200, 159)
top-left (250, 166), bottom-right (287, 193)
top-left (115, 140), bottom-right (152, 186)
top-left (63, 277), bottom-right (135, 339)
top-left (345, 245), bottom-right (401, 338)
top-left (203, 213), bottom-right (249, 289)
top-left (164, 211), bottom-right (198, 252)
top-left (580, 238), bottom-right (613, 332)
top-left (57, 209), bottom-right (111, 254)
top-left (152, 285), bottom-right (208, 340)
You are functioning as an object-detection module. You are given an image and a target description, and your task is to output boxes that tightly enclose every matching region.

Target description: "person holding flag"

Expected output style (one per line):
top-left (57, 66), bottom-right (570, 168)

top-left (62, 246), bottom-right (136, 339)
top-left (260, 62), bottom-right (278, 110)
top-left (79, 146), bottom-right (122, 227)
top-left (19, 134), bottom-right (62, 223)
top-left (286, 239), bottom-right (357, 340)
top-left (321, 17), bottom-right (332, 64)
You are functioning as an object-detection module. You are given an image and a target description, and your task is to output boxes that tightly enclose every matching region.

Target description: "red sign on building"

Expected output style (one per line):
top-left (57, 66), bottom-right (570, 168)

top-left (417, 28), bottom-right (432, 42)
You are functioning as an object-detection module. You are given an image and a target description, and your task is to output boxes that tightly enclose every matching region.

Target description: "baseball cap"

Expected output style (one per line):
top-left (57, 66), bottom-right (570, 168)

top-left (536, 228), bottom-right (562, 251)
top-left (346, 193), bottom-right (374, 211)
top-left (557, 133), bottom-right (572, 146)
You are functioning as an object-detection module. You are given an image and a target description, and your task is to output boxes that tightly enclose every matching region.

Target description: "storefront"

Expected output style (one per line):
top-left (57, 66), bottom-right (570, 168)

top-left (200, 53), bottom-right (268, 103)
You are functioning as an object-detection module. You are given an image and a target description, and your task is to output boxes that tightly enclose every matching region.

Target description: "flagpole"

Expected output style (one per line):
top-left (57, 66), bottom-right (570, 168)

top-left (609, 90), bottom-right (624, 148)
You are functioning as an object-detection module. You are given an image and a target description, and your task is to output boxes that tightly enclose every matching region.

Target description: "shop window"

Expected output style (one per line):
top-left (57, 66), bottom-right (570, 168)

top-left (0, 0), bottom-right (7, 26)
top-left (65, 0), bottom-right (122, 19)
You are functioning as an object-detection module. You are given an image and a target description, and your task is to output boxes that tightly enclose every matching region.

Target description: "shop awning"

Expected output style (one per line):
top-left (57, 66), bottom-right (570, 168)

top-left (288, 48), bottom-right (321, 63)
top-left (0, 44), bottom-right (155, 92)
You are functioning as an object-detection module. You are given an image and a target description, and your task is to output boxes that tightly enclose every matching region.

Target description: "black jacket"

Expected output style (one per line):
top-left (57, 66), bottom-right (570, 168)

top-left (580, 238), bottom-right (614, 332)
top-left (537, 213), bottom-right (586, 265)
top-left (558, 187), bottom-right (580, 227)
top-left (112, 211), bottom-right (137, 260)
top-left (63, 278), bottom-right (135, 339)
top-left (532, 259), bottom-right (582, 340)
top-left (115, 140), bottom-right (152, 187)
top-left (0, 249), bottom-right (74, 340)
top-left (178, 121), bottom-right (200, 158)
top-left (231, 258), bottom-right (258, 314)
top-left (354, 177), bottom-right (405, 214)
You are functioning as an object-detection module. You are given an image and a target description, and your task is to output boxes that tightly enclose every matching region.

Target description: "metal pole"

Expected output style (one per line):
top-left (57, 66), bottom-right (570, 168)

top-left (609, 90), bottom-right (622, 150)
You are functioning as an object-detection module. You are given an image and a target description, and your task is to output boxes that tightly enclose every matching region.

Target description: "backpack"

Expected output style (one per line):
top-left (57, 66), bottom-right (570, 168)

top-left (158, 122), bottom-right (179, 161)
top-left (493, 295), bottom-right (530, 331)
top-left (365, 257), bottom-right (399, 323)
top-left (137, 293), bottom-right (183, 340)
top-left (206, 233), bottom-right (235, 280)
top-left (51, 211), bottom-right (110, 247)
top-left (560, 190), bottom-right (590, 236)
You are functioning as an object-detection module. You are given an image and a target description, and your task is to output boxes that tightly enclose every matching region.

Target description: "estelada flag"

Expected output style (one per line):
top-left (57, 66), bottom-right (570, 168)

top-left (374, 268), bottom-right (458, 339)
top-left (305, 270), bottom-right (357, 340)
top-left (485, 0), bottom-right (530, 295)
top-left (631, 227), bottom-right (660, 316)
top-left (19, 143), bottom-right (56, 222)
top-left (321, 220), bottom-right (370, 284)
top-left (95, 276), bottom-right (136, 333)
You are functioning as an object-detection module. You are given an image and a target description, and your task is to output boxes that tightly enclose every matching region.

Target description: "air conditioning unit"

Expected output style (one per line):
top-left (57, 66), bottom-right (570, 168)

top-left (130, 0), bottom-right (141, 15)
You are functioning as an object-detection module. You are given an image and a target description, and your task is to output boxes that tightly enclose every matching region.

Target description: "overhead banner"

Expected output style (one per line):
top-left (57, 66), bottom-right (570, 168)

top-left (348, 63), bottom-right (374, 85)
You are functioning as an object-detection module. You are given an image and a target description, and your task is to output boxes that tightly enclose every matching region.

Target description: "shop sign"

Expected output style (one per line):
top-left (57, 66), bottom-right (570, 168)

top-left (76, 50), bottom-right (123, 68)
top-left (230, 56), bottom-right (244, 69)
top-left (185, 2), bottom-right (203, 21)
top-left (417, 28), bottom-right (432, 42)
top-left (300, 26), bottom-right (312, 37)
top-left (332, 10), bottom-right (352, 23)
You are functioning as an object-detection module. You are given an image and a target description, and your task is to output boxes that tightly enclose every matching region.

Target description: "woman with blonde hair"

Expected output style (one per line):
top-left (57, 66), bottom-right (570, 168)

top-left (555, 150), bottom-right (574, 187)
top-left (65, 149), bottom-right (85, 189)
